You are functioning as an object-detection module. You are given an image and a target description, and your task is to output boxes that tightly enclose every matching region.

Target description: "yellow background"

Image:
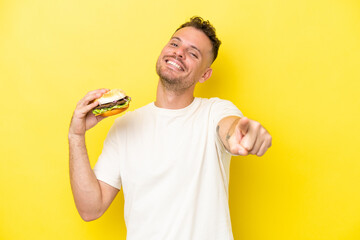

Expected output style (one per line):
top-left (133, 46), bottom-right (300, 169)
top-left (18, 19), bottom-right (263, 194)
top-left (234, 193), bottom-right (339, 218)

top-left (1, 0), bottom-right (359, 239)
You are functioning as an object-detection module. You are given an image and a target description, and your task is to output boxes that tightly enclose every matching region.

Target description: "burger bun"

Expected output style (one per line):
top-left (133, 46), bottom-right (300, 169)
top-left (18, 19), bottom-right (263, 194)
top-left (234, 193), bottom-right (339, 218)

top-left (97, 105), bottom-right (129, 117)
top-left (96, 89), bottom-right (126, 105)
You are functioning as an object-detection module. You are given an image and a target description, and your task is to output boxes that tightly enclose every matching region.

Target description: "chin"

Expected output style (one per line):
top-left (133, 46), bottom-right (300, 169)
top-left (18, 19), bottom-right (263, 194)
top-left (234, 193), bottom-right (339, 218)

top-left (157, 65), bottom-right (178, 83)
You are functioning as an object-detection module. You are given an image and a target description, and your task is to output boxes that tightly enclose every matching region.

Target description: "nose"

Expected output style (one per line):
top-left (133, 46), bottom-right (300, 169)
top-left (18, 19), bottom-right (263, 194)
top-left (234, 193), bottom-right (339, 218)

top-left (174, 47), bottom-right (185, 59)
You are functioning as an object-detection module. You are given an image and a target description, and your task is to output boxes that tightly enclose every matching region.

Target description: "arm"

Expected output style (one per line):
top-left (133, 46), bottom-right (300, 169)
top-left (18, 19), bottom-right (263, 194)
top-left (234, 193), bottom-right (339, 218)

top-left (68, 89), bottom-right (119, 221)
top-left (217, 116), bottom-right (272, 156)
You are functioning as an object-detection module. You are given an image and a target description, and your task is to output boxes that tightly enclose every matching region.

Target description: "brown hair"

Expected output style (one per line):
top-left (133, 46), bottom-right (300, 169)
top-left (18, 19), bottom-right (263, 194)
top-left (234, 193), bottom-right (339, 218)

top-left (176, 16), bottom-right (221, 63)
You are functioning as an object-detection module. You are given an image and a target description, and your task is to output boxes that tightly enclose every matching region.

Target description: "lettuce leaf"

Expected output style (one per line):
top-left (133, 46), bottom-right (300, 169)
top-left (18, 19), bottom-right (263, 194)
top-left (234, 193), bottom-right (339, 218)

top-left (92, 100), bottom-right (130, 115)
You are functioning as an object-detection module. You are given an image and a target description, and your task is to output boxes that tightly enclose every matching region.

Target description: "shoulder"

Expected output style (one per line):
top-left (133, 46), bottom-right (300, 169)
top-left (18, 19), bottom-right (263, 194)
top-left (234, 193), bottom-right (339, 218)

top-left (196, 97), bottom-right (243, 124)
top-left (197, 97), bottom-right (240, 110)
top-left (197, 97), bottom-right (234, 104)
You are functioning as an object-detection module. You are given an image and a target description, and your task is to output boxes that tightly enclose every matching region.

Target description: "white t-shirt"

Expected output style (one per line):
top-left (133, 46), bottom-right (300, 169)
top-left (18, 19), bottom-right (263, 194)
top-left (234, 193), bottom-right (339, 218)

top-left (94, 97), bottom-right (243, 240)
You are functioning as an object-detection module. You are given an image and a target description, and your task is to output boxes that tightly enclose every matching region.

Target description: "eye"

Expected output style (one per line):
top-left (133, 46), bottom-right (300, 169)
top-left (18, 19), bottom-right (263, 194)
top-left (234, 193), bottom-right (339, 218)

top-left (190, 52), bottom-right (198, 59)
top-left (170, 42), bottom-right (178, 47)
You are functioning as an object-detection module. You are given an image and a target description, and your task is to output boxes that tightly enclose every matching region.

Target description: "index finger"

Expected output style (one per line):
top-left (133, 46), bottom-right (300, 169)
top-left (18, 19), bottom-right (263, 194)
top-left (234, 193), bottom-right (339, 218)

top-left (237, 117), bottom-right (250, 135)
top-left (78, 88), bottom-right (109, 107)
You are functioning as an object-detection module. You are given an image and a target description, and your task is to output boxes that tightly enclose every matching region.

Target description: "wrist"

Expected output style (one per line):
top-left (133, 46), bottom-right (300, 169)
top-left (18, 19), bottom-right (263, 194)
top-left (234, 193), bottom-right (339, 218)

top-left (68, 132), bottom-right (86, 140)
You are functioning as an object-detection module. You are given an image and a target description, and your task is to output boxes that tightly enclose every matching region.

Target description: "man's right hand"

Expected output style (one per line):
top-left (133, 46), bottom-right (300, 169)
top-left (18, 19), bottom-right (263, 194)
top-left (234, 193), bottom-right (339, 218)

top-left (69, 89), bottom-right (109, 137)
top-left (68, 88), bottom-right (119, 221)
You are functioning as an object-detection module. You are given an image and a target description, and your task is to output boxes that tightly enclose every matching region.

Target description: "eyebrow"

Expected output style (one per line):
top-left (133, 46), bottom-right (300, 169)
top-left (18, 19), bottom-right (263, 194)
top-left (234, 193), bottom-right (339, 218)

top-left (171, 36), bottom-right (202, 56)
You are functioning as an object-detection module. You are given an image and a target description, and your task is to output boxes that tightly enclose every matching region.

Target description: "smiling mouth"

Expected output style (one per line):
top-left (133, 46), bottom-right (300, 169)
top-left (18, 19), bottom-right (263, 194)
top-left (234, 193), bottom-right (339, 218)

top-left (165, 59), bottom-right (184, 71)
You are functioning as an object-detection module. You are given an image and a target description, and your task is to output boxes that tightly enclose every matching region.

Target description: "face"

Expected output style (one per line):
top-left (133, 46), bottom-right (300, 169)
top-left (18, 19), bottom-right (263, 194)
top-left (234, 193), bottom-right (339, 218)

top-left (156, 27), bottom-right (214, 93)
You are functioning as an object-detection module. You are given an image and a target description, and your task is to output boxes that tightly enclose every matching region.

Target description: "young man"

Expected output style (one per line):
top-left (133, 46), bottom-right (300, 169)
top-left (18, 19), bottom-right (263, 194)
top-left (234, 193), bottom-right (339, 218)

top-left (69, 17), bottom-right (272, 240)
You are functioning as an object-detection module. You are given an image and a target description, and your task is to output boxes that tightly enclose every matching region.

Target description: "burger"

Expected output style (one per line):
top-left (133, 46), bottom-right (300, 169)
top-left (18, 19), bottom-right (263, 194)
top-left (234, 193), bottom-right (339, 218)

top-left (92, 89), bottom-right (131, 117)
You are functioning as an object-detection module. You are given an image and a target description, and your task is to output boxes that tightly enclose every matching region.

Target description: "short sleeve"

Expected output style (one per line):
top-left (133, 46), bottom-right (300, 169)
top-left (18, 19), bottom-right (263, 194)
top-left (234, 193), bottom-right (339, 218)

top-left (93, 119), bottom-right (123, 190)
top-left (210, 98), bottom-right (243, 126)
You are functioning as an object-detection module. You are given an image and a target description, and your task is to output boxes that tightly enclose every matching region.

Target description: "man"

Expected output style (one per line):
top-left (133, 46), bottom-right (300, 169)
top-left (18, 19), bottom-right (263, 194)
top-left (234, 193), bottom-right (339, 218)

top-left (69, 16), bottom-right (272, 240)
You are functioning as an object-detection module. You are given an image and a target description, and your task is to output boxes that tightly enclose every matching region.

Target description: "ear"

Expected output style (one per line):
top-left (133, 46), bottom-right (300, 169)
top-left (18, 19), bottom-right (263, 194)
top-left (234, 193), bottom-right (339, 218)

top-left (199, 68), bottom-right (213, 83)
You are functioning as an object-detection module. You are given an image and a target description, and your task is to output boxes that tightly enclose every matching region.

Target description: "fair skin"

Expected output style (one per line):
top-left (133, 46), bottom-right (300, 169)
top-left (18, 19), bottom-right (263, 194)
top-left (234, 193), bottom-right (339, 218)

top-left (69, 26), bottom-right (272, 221)
top-left (155, 27), bottom-right (213, 108)
top-left (69, 88), bottom-right (119, 221)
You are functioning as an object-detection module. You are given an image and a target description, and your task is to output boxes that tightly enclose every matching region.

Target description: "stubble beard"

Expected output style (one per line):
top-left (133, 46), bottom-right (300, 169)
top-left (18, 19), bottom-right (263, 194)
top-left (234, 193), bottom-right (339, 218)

top-left (156, 61), bottom-right (195, 94)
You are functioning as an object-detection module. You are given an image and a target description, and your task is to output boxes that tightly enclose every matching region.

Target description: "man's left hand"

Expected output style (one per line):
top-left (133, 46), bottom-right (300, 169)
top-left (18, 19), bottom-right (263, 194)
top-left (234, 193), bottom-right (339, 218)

top-left (218, 116), bottom-right (272, 156)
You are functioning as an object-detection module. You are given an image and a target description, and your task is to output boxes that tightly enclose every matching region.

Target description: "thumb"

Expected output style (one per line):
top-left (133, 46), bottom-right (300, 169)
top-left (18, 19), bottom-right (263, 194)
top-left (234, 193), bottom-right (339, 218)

top-left (238, 117), bottom-right (250, 135)
top-left (96, 115), bottom-right (107, 122)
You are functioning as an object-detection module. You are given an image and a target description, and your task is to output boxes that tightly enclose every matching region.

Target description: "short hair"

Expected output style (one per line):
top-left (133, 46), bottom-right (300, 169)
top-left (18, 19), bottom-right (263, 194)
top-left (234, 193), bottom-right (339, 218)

top-left (176, 16), bottom-right (221, 63)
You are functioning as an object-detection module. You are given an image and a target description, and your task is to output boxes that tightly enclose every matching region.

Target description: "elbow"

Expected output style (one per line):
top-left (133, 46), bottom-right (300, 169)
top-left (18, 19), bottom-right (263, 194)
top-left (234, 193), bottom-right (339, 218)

top-left (81, 215), bottom-right (97, 222)
top-left (74, 199), bottom-right (105, 222)
top-left (79, 210), bottom-right (102, 222)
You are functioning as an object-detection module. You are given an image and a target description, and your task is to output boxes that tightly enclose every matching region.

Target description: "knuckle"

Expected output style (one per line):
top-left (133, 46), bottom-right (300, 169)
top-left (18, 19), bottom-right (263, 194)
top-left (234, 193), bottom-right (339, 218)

top-left (254, 122), bottom-right (261, 130)
top-left (230, 146), bottom-right (237, 154)
top-left (260, 128), bottom-right (266, 135)
top-left (256, 152), bottom-right (264, 157)
top-left (244, 144), bottom-right (252, 151)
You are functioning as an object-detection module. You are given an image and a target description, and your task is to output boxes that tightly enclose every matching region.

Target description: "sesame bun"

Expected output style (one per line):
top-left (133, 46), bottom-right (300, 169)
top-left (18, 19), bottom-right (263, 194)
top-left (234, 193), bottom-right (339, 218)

top-left (96, 89), bottom-right (126, 105)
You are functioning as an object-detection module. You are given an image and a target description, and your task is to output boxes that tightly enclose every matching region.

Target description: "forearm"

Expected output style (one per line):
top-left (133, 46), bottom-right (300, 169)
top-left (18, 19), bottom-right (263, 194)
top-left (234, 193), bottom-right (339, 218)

top-left (68, 134), bottom-right (103, 221)
top-left (217, 116), bottom-right (240, 153)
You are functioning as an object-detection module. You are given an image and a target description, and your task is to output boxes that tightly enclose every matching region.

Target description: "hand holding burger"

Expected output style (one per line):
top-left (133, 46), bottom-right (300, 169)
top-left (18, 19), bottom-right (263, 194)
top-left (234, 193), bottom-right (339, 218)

top-left (69, 89), bottom-right (131, 137)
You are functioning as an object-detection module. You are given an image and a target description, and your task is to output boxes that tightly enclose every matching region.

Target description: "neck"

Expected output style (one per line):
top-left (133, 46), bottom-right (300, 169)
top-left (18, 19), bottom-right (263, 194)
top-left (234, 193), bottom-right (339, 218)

top-left (155, 80), bottom-right (195, 109)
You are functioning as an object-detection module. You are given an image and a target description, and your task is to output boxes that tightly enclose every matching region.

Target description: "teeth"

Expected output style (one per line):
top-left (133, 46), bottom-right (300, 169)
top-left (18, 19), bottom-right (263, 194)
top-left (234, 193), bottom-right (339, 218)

top-left (167, 60), bottom-right (182, 70)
